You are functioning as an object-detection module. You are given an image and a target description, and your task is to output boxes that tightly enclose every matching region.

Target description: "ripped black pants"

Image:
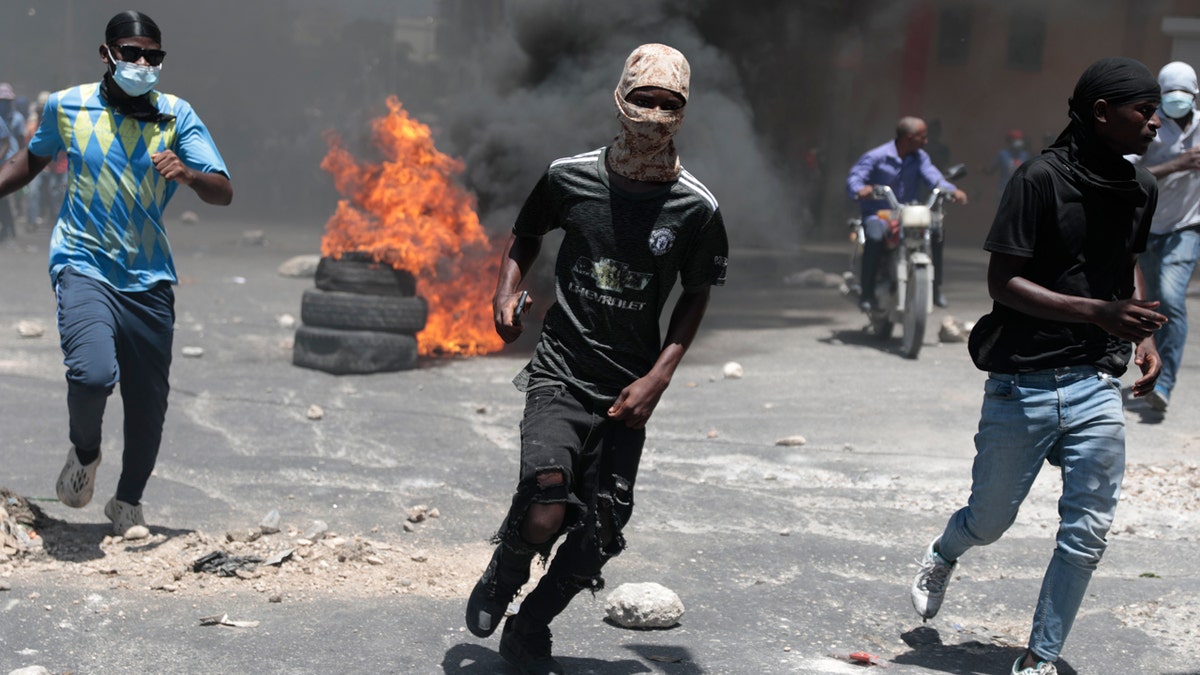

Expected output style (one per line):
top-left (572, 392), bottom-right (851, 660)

top-left (493, 383), bottom-right (645, 629)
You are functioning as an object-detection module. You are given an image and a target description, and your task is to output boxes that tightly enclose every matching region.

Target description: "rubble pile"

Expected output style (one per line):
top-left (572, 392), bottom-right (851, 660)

top-left (0, 504), bottom-right (492, 603)
top-left (0, 489), bottom-right (45, 562)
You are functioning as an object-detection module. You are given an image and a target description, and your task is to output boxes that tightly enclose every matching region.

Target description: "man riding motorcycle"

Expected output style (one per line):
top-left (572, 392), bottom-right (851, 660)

top-left (847, 117), bottom-right (967, 311)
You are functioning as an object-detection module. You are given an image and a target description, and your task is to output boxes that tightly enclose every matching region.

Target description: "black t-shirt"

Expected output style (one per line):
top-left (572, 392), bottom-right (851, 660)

top-left (512, 147), bottom-right (729, 407)
top-left (968, 148), bottom-right (1157, 376)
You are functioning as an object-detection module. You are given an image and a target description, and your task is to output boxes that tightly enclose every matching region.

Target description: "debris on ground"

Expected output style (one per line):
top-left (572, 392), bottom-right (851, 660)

top-left (199, 612), bottom-right (259, 628)
top-left (240, 230), bottom-right (266, 246)
top-left (605, 582), bottom-right (684, 629)
top-left (306, 404), bottom-right (324, 420)
top-left (0, 508), bottom-right (494, 603)
top-left (260, 509), bottom-right (281, 534)
top-left (938, 316), bottom-right (974, 343)
top-left (15, 320), bottom-right (45, 338)
top-left (722, 361), bottom-right (744, 379)
top-left (774, 435), bottom-right (807, 447)
top-left (406, 505), bottom-right (439, 523)
top-left (1, 490), bottom-right (46, 561)
top-left (277, 254), bottom-right (321, 278)
top-left (782, 268), bottom-right (845, 289)
top-left (192, 551), bottom-right (266, 577)
top-left (829, 651), bottom-right (890, 667)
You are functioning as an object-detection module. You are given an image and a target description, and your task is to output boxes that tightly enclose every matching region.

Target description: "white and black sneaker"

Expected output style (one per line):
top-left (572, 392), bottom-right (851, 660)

top-left (1012, 654), bottom-right (1058, 674)
top-left (911, 538), bottom-right (956, 620)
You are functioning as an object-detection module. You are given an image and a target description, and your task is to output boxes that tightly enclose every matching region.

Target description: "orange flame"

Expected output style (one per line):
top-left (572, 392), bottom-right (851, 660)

top-left (320, 97), bottom-right (504, 357)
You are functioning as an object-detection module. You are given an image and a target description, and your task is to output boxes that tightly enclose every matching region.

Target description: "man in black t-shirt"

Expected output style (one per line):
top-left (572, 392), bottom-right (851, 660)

top-left (910, 58), bottom-right (1165, 675)
top-left (464, 44), bottom-right (728, 675)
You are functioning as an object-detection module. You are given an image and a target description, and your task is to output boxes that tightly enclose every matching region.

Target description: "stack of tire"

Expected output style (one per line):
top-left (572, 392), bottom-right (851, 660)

top-left (292, 252), bottom-right (427, 375)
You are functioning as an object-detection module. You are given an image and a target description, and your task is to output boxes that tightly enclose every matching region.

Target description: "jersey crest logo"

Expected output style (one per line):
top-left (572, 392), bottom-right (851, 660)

top-left (649, 227), bottom-right (675, 256)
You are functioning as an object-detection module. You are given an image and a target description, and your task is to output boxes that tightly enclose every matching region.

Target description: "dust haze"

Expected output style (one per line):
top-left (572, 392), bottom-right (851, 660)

top-left (0, 0), bottom-right (857, 249)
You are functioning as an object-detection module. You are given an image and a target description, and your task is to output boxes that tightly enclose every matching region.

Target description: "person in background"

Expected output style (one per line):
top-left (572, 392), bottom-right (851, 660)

top-left (1127, 61), bottom-right (1200, 414)
top-left (847, 117), bottom-right (967, 310)
top-left (23, 91), bottom-right (51, 229)
top-left (0, 83), bottom-right (20, 242)
top-left (465, 43), bottom-right (728, 675)
top-left (990, 129), bottom-right (1030, 200)
top-left (910, 57), bottom-right (1164, 675)
top-left (0, 10), bottom-right (232, 538)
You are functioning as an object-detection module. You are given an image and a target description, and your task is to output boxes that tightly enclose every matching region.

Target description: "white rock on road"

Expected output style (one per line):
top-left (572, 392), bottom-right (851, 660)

top-left (605, 582), bottom-right (684, 629)
top-left (277, 254), bottom-right (321, 278)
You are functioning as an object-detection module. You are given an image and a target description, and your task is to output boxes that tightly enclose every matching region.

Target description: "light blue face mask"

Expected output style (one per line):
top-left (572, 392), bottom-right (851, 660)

top-left (107, 46), bottom-right (160, 97)
top-left (1162, 90), bottom-right (1195, 119)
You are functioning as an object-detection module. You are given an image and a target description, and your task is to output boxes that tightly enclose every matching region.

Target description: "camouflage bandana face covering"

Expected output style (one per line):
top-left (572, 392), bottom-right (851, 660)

top-left (608, 43), bottom-right (690, 183)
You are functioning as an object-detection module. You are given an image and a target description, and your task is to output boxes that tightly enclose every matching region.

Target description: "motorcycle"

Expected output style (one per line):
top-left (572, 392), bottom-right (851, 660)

top-left (846, 164), bottom-right (966, 359)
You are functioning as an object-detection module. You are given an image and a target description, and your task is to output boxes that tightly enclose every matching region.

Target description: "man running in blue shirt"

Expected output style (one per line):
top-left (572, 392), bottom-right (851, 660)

top-left (0, 10), bottom-right (232, 539)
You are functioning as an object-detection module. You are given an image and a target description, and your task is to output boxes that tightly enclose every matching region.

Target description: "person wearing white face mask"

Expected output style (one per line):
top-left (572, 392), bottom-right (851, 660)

top-left (1127, 61), bottom-right (1200, 415)
top-left (0, 10), bottom-right (232, 539)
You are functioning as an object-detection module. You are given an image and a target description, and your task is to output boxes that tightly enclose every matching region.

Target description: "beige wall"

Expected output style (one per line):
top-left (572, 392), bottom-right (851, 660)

top-left (820, 0), bottom-right (1200, 245)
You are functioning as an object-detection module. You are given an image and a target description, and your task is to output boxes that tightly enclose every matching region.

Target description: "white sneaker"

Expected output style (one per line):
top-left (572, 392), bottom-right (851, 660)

top-left (56, 447), bottom-right (100, 508)
top-left (1012, 655), bottom-right (1057, 674)
top-left (104, 497), bottom-right (150, 540)
top-left (911, 538), bottom-right (956, 619)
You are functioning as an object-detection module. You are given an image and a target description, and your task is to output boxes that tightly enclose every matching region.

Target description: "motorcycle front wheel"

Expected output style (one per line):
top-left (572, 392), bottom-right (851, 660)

top-left (900, 264), bottom-right (930, 359)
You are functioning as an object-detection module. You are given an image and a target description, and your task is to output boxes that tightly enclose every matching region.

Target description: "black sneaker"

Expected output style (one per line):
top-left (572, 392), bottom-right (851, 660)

top-left (499, 615), bottom-right (565, 675)
top-left (465, 544), bottom-right (531, 638)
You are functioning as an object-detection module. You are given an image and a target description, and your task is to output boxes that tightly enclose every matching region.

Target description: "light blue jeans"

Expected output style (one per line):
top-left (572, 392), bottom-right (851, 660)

top-left (1139, 227), bottom-right (1200, 399)
top-left (937, 366), bottom-right (1125, 662)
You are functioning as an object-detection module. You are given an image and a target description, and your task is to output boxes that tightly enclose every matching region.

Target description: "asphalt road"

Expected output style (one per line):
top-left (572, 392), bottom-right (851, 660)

top-left (1, 218), bottom-right (1197, 675)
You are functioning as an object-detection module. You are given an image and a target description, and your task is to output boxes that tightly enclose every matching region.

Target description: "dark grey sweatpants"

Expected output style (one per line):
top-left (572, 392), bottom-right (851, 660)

top-left (55, 266), bottom-right (174, 505)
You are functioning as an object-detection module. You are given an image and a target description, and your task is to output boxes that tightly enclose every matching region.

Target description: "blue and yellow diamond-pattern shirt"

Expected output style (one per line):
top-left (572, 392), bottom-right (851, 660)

top-left (28, 83), bottom-right (229, 292)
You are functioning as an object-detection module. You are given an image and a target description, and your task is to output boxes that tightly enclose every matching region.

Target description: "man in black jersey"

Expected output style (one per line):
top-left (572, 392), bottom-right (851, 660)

top-left (464, 44), bottom-right (728, 675)
top-left (910, 58), bottom-right (1164, 675)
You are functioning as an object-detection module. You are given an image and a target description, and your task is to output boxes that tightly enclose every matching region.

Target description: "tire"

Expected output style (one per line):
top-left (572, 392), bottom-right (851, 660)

top-left (869, 310), bottom-right (894, 339)
top-left (300, 289), bottom-right (427, 334)
top-left (293, 325), bottom-right (418, 375)
top-left (315, 255), bottom-right (417, 297)
top-left (901, 264), bottom-right (930, 359)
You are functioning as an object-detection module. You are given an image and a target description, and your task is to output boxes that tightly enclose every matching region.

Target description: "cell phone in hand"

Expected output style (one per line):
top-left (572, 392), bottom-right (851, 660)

top-left (513, 290), bottom-right (529, 325)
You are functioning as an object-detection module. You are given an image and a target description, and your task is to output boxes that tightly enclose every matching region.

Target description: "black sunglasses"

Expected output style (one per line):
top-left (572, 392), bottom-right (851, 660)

top-left (111, 44), bottom-right (166, 67)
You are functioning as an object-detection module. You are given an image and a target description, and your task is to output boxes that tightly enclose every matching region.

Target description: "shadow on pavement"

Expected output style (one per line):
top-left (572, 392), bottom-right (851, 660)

top-left (442, 643), bottom-right (654, 674)
top-left (890, 626), bottom-right (1078, 675)
top-left (820, 326), bottom-right (901, 356)
top-left (622, 643), bottom-right (701, 674)
top-left (37, 516), bottom-right (194, 563)
top-left (1122, 387), bottom-right (1166, 426)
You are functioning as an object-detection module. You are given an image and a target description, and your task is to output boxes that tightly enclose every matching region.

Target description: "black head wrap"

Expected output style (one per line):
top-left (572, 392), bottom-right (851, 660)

top-left (105, 10), bottom-right (161, 45)
top-left (1066, 57), bottom-right (1159, 127)
top-left (100, 10), bottom-right (172, 124)
top-left (1045, 57), bottom-right (1158, 201)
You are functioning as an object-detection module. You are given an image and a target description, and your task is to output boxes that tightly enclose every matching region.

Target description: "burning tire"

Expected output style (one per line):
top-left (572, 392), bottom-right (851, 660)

top-left (315, 254), bottom-right (417, 297)
top-left (292, 325), bottom-right (417, 375)
top-left (300, 289), bottom-right (427, 334)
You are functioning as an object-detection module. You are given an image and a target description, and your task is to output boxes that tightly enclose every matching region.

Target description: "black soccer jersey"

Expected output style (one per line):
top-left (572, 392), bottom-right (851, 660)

top-left (512, 147), bottom-right (729, 407)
